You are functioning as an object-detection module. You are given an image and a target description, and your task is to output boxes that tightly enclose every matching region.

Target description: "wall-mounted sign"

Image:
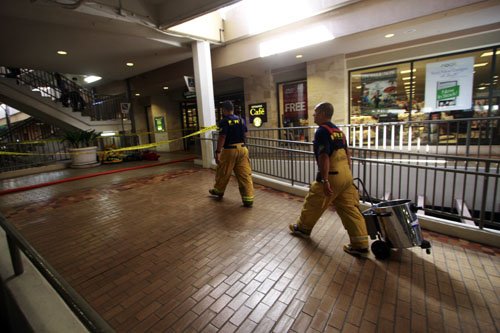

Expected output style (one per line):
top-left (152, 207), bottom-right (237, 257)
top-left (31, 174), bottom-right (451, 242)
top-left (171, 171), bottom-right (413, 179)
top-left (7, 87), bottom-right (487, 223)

top-left (424, 57), bottom-right (474, 112)
top-left (154, 116), bottom-right (166, 132)
top-left (184, 76), bottom-right (195, 92)
top-left (120, 102), bottom-right (131, 114)
top-left (249, 103), bottom-right (267, 127)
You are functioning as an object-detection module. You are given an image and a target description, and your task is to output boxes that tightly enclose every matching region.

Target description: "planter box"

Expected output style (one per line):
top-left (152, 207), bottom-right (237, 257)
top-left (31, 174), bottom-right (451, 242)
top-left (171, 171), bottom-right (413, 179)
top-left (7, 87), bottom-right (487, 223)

top-left (68, 146), bottom-right (100, 168)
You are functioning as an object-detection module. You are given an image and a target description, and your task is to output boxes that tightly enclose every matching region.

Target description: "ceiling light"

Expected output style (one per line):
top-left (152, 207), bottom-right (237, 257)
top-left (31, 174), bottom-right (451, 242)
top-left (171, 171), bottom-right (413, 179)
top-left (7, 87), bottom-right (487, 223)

top-left (126, 62), bottom-right (134, 67)
top-left (296, 54), bottom-right (303, 59)
top-left (135, 93), bottom-right (140, 96)
top-left (259, 25), bottom-right (334, 57)
top-left (163, 86), bottom-right (169, 90)
top-left (57, 50), bottom-right (67, 55)
top-left (402, 76), bottom-right (416, 80)
top-left (473, 62), bottom-right (488, 67)
top-left (478, 87), bottom-right (487, 90)
top-left (356, 86), bottom-right (362, 89)
top-left (400, 69), bottom-right (416, 74)
top-left (384, 33), bottom-right (395, 38)
top-left (84, 75), bottom-right (102, 83)
top-left (480, 51), bottom-right (500, 57)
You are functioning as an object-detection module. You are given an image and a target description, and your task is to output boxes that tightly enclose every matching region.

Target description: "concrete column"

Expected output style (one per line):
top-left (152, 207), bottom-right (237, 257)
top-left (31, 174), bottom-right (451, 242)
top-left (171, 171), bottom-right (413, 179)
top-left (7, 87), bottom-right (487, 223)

top-left (192, 41), bottom-right (216, 168)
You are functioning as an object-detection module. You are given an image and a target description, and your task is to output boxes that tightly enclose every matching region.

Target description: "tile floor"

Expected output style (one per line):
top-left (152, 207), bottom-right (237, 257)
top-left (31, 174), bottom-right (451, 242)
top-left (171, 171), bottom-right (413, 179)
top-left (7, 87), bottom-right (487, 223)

top-left (0, 155), bottom-right (499, 332)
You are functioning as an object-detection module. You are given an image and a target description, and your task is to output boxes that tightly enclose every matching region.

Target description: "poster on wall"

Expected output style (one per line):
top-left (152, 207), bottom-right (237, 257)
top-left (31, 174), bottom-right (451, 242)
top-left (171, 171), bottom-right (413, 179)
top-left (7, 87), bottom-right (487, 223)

top-left (154, 116), bottom-right (165, 132)
top-left (424, 57), bottom-right (474, 112)
top-left (283, 82), bottom-right (307, 126)
top-left (360, 69), bottom-right (398, 114)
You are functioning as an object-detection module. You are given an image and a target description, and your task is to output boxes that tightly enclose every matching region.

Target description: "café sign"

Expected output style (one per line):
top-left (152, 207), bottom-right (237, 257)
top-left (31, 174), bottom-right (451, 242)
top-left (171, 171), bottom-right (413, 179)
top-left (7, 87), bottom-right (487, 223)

top-left (249, 102), bottom-right (267, 127)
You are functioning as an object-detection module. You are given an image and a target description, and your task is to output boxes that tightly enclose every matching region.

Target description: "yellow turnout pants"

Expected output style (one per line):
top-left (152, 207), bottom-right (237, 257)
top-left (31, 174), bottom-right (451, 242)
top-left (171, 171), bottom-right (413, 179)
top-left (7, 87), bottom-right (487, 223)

top-left (214, 145), bottom-right (254, 205)
top-left (297, 149), bottom-right (369, 249)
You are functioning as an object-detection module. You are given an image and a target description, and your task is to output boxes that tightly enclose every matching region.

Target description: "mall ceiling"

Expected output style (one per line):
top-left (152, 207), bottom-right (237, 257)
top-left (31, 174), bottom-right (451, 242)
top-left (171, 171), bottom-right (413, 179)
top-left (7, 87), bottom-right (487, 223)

top-left (0, 0), bottom-right (239, 85)
top-left (0, 0), bottom-right (499, 92)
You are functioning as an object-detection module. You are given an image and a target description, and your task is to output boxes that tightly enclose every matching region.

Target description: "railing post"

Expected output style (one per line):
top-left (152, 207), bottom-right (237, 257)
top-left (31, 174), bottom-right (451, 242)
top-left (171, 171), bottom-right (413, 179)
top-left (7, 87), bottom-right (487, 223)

top-left (479, 160), bottom-right (490, 229)
top-left (6, 235), bottom-right (24, 275)
top-left (289, 146), bottom-right (295, 186)
top-left (466, 121), bottom-right (471, 156)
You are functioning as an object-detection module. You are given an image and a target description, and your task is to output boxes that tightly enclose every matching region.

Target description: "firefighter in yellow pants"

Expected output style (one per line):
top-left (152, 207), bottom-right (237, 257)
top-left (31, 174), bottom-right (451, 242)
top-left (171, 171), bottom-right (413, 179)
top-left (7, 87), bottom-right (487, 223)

top-left (289, 102), bottom-right (369, 256)
top-left (209, 101), bottom-right (254, 207)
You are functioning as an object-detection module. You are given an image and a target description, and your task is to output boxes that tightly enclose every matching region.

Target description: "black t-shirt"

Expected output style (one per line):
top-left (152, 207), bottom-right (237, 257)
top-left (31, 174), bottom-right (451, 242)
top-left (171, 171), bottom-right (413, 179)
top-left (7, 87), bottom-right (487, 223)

top-left (313, 122), bottom-right (347, 159)
top-left (218, 114), bottom-right (247, 145)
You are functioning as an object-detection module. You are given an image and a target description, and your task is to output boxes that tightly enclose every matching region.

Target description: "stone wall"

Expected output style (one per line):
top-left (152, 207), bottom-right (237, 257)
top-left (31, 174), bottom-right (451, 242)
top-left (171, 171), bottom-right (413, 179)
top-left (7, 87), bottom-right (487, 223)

top-left (307, 54), bottom-right (348, 125)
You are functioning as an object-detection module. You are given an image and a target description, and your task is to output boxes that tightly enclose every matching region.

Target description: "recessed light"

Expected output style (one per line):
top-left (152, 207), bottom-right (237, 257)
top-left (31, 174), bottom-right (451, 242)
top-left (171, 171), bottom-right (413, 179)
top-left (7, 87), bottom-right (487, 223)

top-left (135, 93), bottom-right (140, 96)
top-left (384, 33), bottom-right (395, 38)
top-left (296, 54), bottom-right (303, 59)
top-left (163, 86), bottom-right (169, 90)
top-left (57, 50), bottom-right (67, 55)
top-left (126, 62), bottom-right (134, 67)
top-left (480, 51), bottom-right (500, 57)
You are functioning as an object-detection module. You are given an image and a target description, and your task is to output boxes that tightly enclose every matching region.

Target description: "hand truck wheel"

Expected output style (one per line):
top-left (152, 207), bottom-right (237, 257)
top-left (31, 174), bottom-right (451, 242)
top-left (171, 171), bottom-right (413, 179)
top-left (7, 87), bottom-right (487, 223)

top-left (371, 240), bottom-right (391, 260)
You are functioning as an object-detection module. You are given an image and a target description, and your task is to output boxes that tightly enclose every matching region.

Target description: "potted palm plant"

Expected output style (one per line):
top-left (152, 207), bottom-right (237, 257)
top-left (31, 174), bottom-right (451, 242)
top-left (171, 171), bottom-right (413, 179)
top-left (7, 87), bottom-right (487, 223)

top-left (63, 129), bottom-right (101, 168)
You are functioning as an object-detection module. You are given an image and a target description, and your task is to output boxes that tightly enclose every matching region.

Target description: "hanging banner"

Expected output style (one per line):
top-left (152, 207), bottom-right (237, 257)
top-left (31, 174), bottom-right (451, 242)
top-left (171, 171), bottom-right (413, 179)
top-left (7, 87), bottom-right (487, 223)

top-left (424, 57), bottom-right (474, 112)
top-left (360, 69), bottom-right (398, 114)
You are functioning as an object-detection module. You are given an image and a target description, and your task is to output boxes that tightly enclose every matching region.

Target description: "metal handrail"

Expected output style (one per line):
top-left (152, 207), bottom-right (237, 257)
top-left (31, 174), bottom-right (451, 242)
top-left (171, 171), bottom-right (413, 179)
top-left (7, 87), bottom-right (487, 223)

top-left (0, 66), bottom-right (127, 121)
top-left (238, 122), bottom-right (500, 228)
top-left (0, 213), bottom-right (114, 333)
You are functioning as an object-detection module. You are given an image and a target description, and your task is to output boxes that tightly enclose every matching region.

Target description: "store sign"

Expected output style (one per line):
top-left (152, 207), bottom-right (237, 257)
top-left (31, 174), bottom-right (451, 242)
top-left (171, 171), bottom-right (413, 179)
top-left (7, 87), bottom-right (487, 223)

top-left (424, 57), bottom-right (474, 112)
top-left (283, 82), bottom-right (307, 120)
top-left (249, 103), bottom-right (267, 127)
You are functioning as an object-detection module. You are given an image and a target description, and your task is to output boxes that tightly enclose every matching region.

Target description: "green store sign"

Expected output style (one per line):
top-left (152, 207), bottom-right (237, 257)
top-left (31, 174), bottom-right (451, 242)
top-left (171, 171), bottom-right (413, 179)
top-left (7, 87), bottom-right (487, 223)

top-left (437, 85), bottom-right (460, 100)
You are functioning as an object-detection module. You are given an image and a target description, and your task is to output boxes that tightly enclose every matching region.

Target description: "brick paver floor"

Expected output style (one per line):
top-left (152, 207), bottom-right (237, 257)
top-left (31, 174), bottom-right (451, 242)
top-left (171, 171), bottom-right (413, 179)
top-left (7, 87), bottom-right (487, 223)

top-left (1, 160), bottom-right (499, 332)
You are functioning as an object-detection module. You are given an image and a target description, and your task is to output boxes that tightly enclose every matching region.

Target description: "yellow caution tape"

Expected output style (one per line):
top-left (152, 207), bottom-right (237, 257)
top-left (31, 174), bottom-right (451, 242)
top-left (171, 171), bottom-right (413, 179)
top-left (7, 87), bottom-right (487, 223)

top-left (0, 125), bottom-right (218, 156)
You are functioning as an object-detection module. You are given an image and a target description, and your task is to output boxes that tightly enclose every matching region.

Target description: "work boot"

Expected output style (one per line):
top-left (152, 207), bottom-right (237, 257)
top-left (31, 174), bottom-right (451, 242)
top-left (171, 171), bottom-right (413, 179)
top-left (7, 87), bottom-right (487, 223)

top-left (209, 188), bottom-right (224, 198)
top-left (289, 224), bottom-right (311, 238)
top-left (343, 244), bottom-right (369, 257)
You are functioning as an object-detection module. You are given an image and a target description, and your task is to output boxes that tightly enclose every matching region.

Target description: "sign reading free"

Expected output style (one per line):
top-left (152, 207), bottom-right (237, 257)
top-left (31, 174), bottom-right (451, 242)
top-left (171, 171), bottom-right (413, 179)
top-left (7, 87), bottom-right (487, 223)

top-left (249, 103), bottom-right (267, 127)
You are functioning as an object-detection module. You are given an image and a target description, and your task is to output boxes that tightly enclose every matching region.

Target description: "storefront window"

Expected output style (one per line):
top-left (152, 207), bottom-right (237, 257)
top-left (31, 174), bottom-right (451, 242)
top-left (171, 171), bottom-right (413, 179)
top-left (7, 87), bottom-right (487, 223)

top-left (350, 46), bottom-right (500, 123)
top-left (350, 64), bottom-right (411, 125)
top-left (349, 46), bottom-right (500, 146)
top-left (278, 80), bottom-right (308, 141)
